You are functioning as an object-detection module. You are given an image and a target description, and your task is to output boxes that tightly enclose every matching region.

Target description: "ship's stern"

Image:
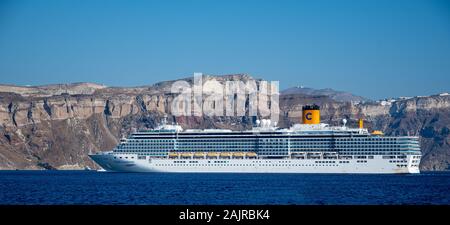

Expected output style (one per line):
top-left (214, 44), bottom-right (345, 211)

top-left (407, 154), bottom-right (421, 174)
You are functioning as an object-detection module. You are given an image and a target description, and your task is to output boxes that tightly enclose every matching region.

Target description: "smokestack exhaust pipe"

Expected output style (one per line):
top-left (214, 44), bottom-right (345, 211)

top-left (302, 104), bottom-right (320, 124)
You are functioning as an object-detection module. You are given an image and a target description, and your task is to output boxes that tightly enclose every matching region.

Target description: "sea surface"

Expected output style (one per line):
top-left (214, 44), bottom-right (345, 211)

top-left (0, 171), bottom-right (449, 205)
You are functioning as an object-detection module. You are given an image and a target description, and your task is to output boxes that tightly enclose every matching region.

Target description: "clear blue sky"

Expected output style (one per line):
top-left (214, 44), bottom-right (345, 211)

top-left (0, 0), bottom-right (449, 99)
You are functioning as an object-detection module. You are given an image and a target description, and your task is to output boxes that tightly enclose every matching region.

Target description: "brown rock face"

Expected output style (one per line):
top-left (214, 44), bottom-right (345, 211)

top-left (0, 74), bottom-right (448, 170)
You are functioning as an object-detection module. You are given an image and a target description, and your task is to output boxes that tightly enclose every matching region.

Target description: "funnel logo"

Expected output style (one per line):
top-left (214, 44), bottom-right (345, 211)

top-left (305, 112), bottom-right (312, 120)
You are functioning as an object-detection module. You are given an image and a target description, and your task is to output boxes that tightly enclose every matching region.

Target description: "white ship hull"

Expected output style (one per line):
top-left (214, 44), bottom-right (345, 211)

top-left (89, 154), bottom-right (420, 174)
top-left (90, 106), bottom-right (422, 174)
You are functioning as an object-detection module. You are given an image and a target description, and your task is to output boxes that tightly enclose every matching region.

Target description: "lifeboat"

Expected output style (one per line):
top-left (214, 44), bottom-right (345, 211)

top-left (180, 152), bottom-right (193, 158)
top-left (168, 152), bottom-right (178, 158)
top-left (372, 130), bottom-right (384, 135)
top-left (246, 152), bottom-right (257, 157)
top-left (220, 152), bottom-right (232, 158)
top-left (233, 152), bottom-right (245, 157)
top-left (207, 152), bottom-right (219, 157)
top-left (194, 152), bottom-right (205, 158)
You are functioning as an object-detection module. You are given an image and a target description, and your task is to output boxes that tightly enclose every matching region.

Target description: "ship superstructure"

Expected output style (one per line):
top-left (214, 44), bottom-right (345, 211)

top-left (89, 105), bottom-right (421, 173)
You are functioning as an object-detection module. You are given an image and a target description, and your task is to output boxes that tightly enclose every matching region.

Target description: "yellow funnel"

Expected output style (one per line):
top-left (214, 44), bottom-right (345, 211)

top-left (302, 105), bottom-right (320, 124)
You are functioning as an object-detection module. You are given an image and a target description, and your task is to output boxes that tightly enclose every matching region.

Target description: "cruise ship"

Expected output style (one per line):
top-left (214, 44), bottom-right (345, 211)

top-left (89, 105), bottom-right (421, 173)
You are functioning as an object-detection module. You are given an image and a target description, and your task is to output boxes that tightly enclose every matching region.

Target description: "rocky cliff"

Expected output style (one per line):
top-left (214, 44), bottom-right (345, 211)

top-left (0, 74), bottom-right (448, 170)
top-left (281, 86), bottom-right (369, 103)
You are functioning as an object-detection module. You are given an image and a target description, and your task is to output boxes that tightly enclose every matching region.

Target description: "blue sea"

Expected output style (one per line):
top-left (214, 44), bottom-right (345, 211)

top-left (0, 171), bottom-right (449, 205)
